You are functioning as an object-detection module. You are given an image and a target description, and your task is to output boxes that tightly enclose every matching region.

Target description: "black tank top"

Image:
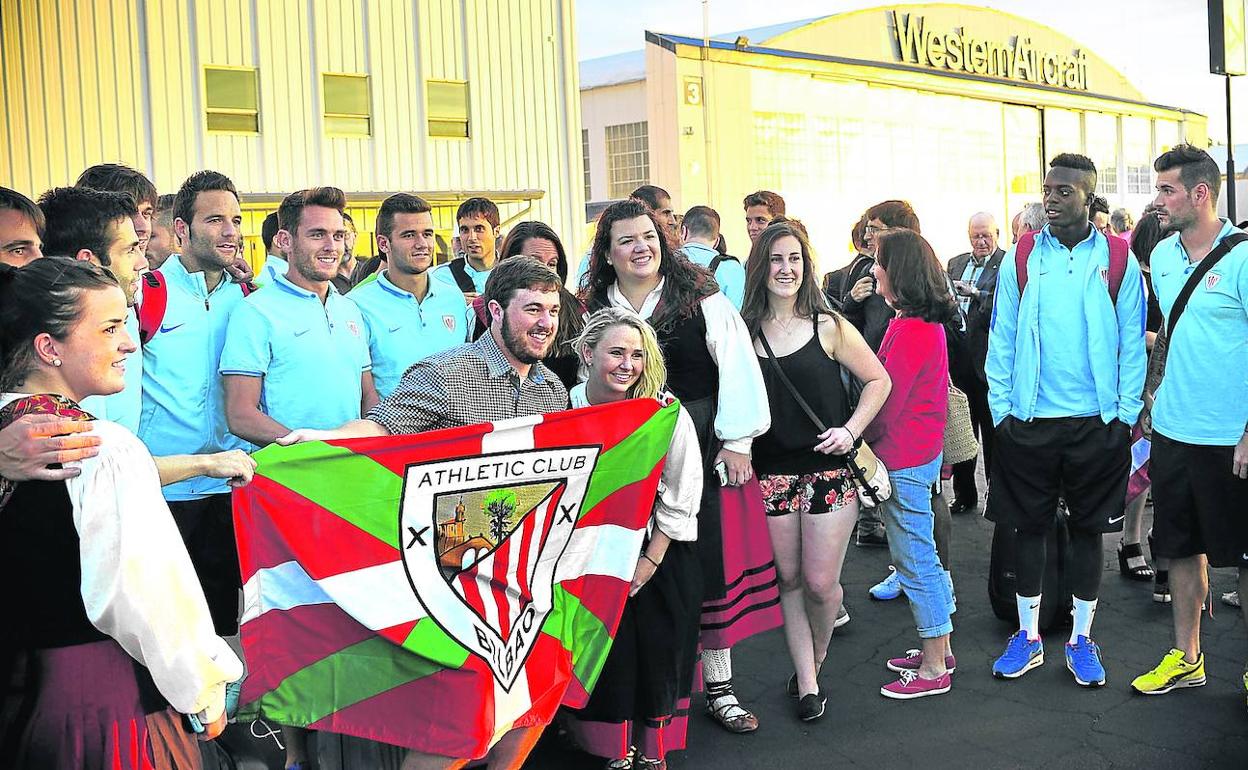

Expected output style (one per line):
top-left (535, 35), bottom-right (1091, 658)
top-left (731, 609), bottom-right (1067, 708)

top-left (753, 316), bottom-right (851, 475)
top-left (656, 301), bottom-right (718, 402)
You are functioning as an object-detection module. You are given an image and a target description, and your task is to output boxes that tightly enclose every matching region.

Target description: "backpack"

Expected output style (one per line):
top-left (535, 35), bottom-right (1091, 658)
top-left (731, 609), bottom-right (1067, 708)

top-left (988, 507), bottom-right (1073, 633)
top-left (138, 271), bottom-right (256, 345)
top-left (447, 258), bottom-right (478, 294)
top-left (707, 253), bottom-right (739, 273)
top-left (1014, 230), bottom-right (1130, 303)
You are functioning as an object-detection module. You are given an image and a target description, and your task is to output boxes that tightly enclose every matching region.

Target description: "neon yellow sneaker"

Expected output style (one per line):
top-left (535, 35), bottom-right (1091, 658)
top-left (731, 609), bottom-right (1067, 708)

top-left (1131, 649), bottom-right (1206, 695)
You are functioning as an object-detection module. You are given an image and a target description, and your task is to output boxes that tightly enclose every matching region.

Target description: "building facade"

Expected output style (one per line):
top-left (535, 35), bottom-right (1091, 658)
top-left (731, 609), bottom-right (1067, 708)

top-left (1, 0), bottom-right (585, 265)
top-left (580, 4), bottom-right (1208, 266)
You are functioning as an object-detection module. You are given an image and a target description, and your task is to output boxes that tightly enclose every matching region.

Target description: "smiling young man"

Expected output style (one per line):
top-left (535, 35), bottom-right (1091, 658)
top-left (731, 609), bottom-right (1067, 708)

top-left (433, 197), bottom-right (500, 298)
top-left (220, 186), bottom-right (378, 449)
top-left (1129, 145), bottom-right (1248, 705)
top-left (138, 170), bottom-right (261, 635)
top-left (986, 153), bottom-right (1146, 688)
top-left (349, 193), bottom-right (469, 398)
top-left (75, 163), bottom-right (159, 259)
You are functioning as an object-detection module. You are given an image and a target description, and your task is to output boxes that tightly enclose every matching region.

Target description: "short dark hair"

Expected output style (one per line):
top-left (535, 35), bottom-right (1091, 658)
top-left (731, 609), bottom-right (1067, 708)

top-left (75, 163), bottom-right (158, 208)
top-left (456, 197), bottom-right (499, 228)
top-left (1089, 194), bottom-right (1110, 217)
top-left (154, 193), bottom-right (176, 228)
top-left (376, 193), bottom-right (431, 239)
top-left (0, 257), bottom-right (120, 391)
top-left (262, 212), bottom-right (280, 252)
top-left (682, 205), bottom-right (720, 239)
top-left (482, 255), bottom-right (561, 310)
top-left (278, 187), bottom-right (347, 234)
top-left (743, 190), bottom-right (785, 216)
top-left (0, 186), bottom-right (46, 237)
top-left (875, 229), bottom-right (958, 324)
top-left (631, 185), bottom-right (670, 211)
top-left (866, 199), bottom-right (921, 233)
top-left (173, 170), bottom-right (239, 230)
top-left (1154, 143), bottom-right (1222, 202)
top-left (38, 187), bottom-right (137, 265)
top-left (1049, 153), bottom-right (1098, 193)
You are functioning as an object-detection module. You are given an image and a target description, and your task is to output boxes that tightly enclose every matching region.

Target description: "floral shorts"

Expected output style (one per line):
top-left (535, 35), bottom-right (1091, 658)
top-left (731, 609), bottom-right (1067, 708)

top-left (759, 468), bottom-right (857, 517)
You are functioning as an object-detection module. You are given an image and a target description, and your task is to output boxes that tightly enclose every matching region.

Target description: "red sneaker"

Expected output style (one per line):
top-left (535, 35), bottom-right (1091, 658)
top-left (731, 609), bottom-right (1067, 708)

top-left (880, 669), bottom-right (952, 700)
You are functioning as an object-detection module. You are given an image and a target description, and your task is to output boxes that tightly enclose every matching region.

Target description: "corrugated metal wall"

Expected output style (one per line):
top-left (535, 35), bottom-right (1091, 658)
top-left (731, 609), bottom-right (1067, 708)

top-left (0, 0), bottom-right (585, 248)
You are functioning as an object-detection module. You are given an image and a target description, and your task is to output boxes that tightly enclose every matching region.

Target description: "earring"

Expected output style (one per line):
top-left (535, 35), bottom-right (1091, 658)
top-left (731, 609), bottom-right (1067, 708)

top-left (53, 359), bottom-right (62, 367)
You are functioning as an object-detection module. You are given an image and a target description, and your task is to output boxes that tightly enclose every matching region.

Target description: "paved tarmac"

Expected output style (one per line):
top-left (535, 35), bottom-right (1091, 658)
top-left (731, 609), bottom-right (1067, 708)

top-left (527, 496), bottom-right (1248, 770)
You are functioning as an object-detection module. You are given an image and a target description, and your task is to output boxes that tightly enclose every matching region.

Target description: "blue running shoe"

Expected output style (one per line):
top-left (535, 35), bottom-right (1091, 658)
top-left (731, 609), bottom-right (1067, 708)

top-left (993, 630), bottom-right (1044, 679)
top-left (1065, 635), bottom-right (1106, 687)
top-left (870, 567), bottom-right (903, 601)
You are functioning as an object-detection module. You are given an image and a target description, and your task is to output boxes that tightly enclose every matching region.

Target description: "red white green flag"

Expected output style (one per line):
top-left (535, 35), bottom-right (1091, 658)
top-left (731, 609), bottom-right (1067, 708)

top-left (233, 399), bottom-right (677, 758)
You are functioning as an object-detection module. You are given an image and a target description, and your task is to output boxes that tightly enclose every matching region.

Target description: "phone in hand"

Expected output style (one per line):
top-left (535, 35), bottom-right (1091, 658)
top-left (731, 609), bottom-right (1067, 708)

top-left (182, 712), bottom-right (206, 735)
top-left (714, 460), bottom-right (728, 486)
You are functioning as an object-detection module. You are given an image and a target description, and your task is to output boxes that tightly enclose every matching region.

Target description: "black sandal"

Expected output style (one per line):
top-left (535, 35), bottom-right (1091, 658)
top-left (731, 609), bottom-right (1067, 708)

top-left (1118, 541), bottom-right (1154, 581)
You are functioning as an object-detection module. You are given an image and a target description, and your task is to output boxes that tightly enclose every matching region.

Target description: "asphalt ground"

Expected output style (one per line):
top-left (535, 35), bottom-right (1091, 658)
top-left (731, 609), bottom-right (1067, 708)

top-left (526, 493), bottom-right (1248, 770)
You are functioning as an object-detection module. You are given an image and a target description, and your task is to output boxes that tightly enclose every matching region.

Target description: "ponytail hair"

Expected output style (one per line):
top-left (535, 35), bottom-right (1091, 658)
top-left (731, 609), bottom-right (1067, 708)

top-left (0, 257), bottom-right (119, 391)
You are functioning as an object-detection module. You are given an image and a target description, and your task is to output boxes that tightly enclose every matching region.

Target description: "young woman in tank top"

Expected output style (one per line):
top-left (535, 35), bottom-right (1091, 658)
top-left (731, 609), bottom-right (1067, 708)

top-left (740, 222), bottom-right (892, 721)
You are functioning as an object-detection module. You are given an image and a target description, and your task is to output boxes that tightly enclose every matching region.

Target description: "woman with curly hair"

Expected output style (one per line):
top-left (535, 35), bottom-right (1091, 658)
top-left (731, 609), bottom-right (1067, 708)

top-left (740, 222), bottom-right (891, 720)
top-left (583, 199), bottom-right (773, 735)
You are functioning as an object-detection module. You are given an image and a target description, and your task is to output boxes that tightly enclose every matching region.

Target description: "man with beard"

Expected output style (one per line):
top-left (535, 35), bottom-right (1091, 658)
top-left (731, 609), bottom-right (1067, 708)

top-left (138, 170), bottom-right (262, 636)
top-left (276, 256), bottom-right (567, 769)
top-left (1130, 145), bottom-right (1248, 704)
top-left (220, 186), bottom-right (378, 448)
top-left (349, 193), bottom-right (468, 398)
top-left (945, 212), bottom-right (1006, 514)
top-left (986, 153), bottom-right (1145, 688)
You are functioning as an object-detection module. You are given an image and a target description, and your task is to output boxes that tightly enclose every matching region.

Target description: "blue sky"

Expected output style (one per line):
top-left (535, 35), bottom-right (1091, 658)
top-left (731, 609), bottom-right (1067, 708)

top-left (575, 0), bottom-right (1247, 145)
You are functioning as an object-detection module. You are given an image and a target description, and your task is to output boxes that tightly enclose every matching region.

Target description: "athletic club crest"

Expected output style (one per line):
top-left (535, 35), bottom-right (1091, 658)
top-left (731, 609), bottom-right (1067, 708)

top-left (1206, 272), bottom-right (1222, 291)
top-left (1099, 266), bottom-right (1109, 286)
top-left (443, 314), bottom-right (457, 333)
top-left (399, 446), bottom-right (600, 688)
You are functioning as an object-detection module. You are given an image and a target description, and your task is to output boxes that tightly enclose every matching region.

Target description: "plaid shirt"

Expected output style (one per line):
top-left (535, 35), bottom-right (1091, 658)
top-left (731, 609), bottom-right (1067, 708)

top-left (366, 332), bottom-right (569, 434)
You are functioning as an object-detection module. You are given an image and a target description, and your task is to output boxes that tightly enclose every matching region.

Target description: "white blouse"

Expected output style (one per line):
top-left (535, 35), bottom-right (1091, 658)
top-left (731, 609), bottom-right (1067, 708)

top-left (1, 394), bottom-right (244, 721)
top-left (605, 280), bottom-right (770, 454)
top-left (570, 384), bottom-right (700, 542)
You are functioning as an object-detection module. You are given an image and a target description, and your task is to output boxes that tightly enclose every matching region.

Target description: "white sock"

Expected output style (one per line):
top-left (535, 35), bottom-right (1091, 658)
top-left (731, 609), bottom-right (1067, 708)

top-left (1070, 597), bottom-right (1097, 643)
top-left (702, 648), bottom-right (739, 707)
top-left (1017, 594), bottom-right (1041, 640)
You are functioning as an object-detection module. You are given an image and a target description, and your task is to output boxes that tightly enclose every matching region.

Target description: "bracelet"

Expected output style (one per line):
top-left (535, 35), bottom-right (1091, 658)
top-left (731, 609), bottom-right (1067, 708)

top-left (641, 553), bottom-right (662, 568)
top-left (844, 426), bottom-right (857, 442)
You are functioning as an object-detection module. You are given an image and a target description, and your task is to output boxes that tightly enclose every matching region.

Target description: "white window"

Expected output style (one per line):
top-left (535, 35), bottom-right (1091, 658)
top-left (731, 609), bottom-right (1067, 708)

top-left (605, 122), bottom-right (649, 198)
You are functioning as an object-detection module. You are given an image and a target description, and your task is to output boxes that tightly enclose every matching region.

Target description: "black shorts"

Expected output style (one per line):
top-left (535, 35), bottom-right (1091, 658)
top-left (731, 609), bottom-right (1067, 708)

top-left (169, 494), bottom-right (241, 635)
top-left (986, 415), bottom-right (1131, 535)
top-left (1150, 432), bottom-right (1248, 569)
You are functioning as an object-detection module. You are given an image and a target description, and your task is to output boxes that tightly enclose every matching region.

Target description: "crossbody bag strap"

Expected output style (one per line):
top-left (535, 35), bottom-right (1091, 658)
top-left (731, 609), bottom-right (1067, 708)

top-left (758, 330), bottom-right (828, 434)
top-left (1166, 232), bottom-right (1248, 335)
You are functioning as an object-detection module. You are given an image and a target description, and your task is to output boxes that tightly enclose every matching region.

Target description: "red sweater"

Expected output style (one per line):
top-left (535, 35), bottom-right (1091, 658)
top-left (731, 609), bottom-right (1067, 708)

top-left (863, 316), bottom-right (949, 469)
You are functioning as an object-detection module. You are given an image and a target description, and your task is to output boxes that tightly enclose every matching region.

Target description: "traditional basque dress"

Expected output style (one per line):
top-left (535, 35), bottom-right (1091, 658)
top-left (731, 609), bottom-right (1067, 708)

top-left (597, 283), bottom-right (778, 692)
top-left (0, 394), bottom-right (243, 770)
top-left (562, 386), bottom-right (703, 763)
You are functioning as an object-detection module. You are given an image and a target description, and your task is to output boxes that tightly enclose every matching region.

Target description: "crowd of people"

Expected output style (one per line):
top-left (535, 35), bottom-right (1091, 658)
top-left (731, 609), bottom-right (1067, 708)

top-left (0, 141), bottom-right (1245, 770)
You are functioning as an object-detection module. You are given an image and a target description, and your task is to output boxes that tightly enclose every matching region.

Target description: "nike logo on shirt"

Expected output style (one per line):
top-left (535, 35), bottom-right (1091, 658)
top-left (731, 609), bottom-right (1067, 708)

top-left (159, 322), bottom-right (185, 333)
top-left (294, 328), bottom-right (311, 337)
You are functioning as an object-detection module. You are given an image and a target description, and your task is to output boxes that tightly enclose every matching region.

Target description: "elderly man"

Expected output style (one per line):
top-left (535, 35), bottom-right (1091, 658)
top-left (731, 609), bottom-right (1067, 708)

top-left (945, 212), bottom-right (1006, 514)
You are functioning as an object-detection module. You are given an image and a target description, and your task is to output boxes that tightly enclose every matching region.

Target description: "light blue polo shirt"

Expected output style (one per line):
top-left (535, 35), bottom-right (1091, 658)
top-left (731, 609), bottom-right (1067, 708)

top-left (1032, 227), bottom-right (1101, 419)
top-left (219, 272), bottom-right (371, 433)
top-left (349, 270), bottom-right (469, 398)
top-left (80, 310), bottom-right (142, 433)
top-left (259, 253), bottom-right (287, 287)
top-left (682, 241), bottom-right (744, 309)
top-left (1150, 220), bottom-right (1248, 445)
top-left (431, 258), bottom-right (491, 294)
top-left (137, 256), bottom-right (251, 501)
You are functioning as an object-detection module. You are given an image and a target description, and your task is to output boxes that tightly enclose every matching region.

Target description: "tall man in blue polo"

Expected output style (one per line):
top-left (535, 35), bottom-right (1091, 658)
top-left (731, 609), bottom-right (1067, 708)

top-left (140, 170), bottom-right (260, 634)
top-left (350, 193), bottom-right (468, 398)
top-left (220, 186), bottom-right (378, 448)
top-left (681, 205), bottom-right (744, 309)
top-left (986, 153), bottom-right (1146, 688)
top-left (1129, 145), bottom-right (1248, 702)
top-left (432, 196), bottom-right (499, 297)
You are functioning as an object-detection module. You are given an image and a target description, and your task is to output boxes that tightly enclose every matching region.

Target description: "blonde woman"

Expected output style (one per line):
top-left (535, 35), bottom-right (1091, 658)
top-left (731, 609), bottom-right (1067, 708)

top-left (562, 308), bottom-right (703, 770)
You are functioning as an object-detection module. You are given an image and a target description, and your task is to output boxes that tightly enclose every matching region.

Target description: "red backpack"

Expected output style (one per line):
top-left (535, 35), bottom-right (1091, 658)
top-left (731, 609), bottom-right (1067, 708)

top-left (1015, 230), bottom-right (1130, 303)
top-left (138, 271), bottom-right (256, 344)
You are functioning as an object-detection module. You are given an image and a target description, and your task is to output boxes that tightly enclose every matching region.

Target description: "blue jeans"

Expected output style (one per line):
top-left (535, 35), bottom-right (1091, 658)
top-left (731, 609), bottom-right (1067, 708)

top-left (879, 454), bottom-right (954, 639)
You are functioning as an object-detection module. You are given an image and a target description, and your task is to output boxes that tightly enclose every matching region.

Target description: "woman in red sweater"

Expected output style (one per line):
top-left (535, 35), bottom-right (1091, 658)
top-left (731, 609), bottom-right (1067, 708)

top-left (863, 229), bottom-right (959, 700)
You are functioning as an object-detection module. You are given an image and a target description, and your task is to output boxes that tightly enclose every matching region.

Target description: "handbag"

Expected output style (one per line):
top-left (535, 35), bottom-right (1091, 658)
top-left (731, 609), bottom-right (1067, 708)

top-left (758, 329), bottom-right (891, 508)
top-left (944, 380), bottom-right (978, 466)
